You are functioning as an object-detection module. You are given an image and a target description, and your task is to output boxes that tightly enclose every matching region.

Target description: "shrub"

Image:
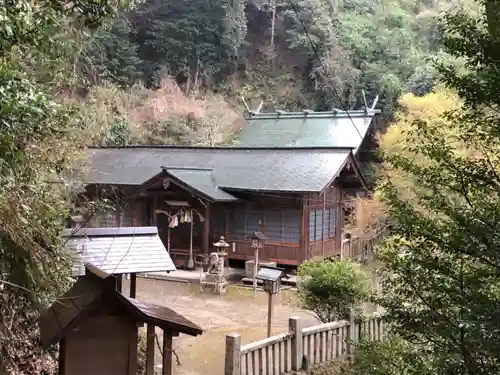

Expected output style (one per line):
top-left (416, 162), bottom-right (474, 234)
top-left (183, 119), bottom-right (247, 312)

top-left (137, 329), bottom-right (159, 375)
top-left (297, 259), bottom-right (370, 322)
top-left (348, 336), bottom-right (433, 375)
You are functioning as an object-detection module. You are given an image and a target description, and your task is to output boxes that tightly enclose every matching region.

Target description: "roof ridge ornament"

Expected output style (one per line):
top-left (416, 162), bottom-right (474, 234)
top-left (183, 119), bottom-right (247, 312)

top-left (241, 96), bottom-right (264, 116)
top-left (371, 94), bottom-right (379, 110)
top-left (361, 89), bottom-right (380, 113)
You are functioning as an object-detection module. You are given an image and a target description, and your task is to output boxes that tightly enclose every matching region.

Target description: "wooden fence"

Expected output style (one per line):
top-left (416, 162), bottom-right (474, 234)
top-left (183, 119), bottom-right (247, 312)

top-left (341, 227), bottom-right (389, 262)
top-left (225, 314), bottom-right (384, 375)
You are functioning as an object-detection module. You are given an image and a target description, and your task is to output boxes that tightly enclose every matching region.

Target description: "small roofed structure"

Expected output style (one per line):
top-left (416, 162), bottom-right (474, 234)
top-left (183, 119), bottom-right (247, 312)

top-left (256, 265), bottom-right (288, 294)
top-left (39, 264), bottom-right (202, 375)
top-left (63, 226), bottom-right (176, 297)
top-left (255, 266), bottom-right (288, 337)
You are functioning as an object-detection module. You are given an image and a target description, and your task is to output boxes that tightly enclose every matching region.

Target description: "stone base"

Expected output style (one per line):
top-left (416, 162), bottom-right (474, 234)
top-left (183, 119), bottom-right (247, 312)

top-left (201, 273), bottom-right (229, 295)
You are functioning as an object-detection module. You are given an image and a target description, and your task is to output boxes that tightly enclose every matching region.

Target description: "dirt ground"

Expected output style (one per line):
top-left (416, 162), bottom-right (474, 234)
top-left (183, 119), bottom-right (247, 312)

top-left (122, 278), bottom-right (320, 375)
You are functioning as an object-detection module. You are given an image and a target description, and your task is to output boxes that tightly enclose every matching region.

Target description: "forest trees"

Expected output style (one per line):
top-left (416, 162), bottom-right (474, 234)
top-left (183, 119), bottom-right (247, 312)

top-left (82, 0), bottom-right (452, 118)
top-left (348, 0), bottom-right (500, 373)
top-left (0, 1), bottom-right (126, 373)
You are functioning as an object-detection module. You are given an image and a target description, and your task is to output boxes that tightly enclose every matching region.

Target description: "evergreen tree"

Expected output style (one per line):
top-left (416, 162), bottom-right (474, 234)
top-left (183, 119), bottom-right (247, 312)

top-left (83, 15), bottom-right (143, 87)
top-left (359, 0), bottom-right (500, 374)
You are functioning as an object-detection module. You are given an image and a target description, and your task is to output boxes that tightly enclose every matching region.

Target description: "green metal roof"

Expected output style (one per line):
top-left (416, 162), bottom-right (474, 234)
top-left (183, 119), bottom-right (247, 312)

top-left (85, 146), bottom-right (355, 199)
top-left (235, 110), bottom-right (379, 150)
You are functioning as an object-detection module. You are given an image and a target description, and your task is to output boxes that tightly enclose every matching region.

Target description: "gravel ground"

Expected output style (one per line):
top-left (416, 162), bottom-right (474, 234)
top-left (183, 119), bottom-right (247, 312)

top-left (122, 278), bottom-right (320, 375)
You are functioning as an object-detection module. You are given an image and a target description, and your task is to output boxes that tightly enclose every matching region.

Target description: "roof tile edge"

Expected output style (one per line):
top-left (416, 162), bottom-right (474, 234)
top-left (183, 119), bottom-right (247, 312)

top-left (87, 145), bottom-right (356, 150)
top-left (246, 109), bottom-right (381, 120)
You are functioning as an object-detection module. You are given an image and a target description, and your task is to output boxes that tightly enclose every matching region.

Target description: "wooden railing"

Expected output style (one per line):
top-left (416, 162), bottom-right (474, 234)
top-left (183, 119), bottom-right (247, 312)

top-left (225, 314), bottom-right (384, 375)
top-left (341, 227), bottom-right (389, 262)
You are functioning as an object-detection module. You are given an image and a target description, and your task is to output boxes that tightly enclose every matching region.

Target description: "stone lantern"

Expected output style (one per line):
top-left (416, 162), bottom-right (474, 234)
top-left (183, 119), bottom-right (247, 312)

top-left (213, 236), bottom-right (230, 267)
top-left (251, 231), bottom-right (267, 250)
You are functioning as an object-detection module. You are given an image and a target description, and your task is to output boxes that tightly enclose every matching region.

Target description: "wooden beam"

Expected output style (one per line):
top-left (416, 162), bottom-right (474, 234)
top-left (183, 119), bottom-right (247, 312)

top-left (162, 330), bottom-right (173, 375)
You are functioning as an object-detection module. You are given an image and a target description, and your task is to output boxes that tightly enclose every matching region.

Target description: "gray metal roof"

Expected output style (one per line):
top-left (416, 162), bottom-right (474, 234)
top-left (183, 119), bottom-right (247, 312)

top-left (62, 226), bottom-right (176, 276)
top-left (256, 266), bottom-right (286, 282)
top-left (236, 110), bottom-right (379, 151)
top-left (85, 146), bottom-right (354, 193)
top-left (166, 168), bottom-right (238, 202)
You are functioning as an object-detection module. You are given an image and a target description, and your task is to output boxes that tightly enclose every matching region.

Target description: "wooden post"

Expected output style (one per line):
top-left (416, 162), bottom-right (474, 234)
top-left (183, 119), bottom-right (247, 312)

top-left (153, 195), bottom-right (158, 226)
top-left (203, 203), bottom-right (210, 255)
top-left (188, 210), bottom-right (194, 269)
top-left (289, 316), bottom-right (302, 371)
top-left (167, 223), bottom-right (171, 252)
top-left (128, 326), bottom-right (138, 375)
top-left (253, 247), bottom-right (259, 298)
top-left (130, 273), bottom-right (137, 298)
top-left (224, 333), bottom-right (241, 375)
top-left (146, 324), bottom-right (155, 375)
top-left (348, 308), bottom-right (356, 360)
top-left (115, 274), bottom-right (123, 293)
top-left (162, 330), bottom-right (173, 375)
top-left (267, 292), bottom-right (274, 337)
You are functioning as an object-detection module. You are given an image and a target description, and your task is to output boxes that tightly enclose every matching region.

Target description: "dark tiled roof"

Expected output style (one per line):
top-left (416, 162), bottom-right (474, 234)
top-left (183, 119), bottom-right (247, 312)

top-left (85, 146), bottom-right (354, 194)
top-left (165, 168), bottom-right (238, 201)
top-left (235, 110), bottom-right (379, 151)
top-left (62, 226), bottom-right (176, 276)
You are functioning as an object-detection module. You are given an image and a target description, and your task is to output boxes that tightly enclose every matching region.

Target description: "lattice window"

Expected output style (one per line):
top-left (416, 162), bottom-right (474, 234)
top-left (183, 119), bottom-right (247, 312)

top-left (263, 209), bottom-right (300, 244)
top-left (229, 205), bottom-right (246, 238)
top-left (309, 209), bottom-right (324, 242)
top-left (245, 207), bottom-right (261, 237)
top-left (328, 207), bottom-right (337, 238)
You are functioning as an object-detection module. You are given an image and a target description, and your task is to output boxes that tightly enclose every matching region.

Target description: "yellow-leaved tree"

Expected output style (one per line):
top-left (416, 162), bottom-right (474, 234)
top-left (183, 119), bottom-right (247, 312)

top-left (349, 87), bottom-right (466, 237)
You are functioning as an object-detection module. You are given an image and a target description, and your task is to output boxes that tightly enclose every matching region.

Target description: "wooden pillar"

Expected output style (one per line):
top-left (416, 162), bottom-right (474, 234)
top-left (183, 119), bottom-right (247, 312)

top-left (203, 203), bottom-right (210, 255)
top-left (115, 274), bottom-right (123, 293)
top-left (58, 339), bottom-right (67, 375)
top-left (267, 292), bottom-right (274, 337)
top-left (130, 273), bottom-right (137, 298)
top-left (146, 324), bottom-right (155, 375)
top-left (127, 325), bottom-right (138, 375)
top-left (224, 333), bottom-right (241, 375)
top-left (300, 198), bottom-right (307, 263)
top-left (289, 316), bottom-right (302, 371)
top-left (253, 247), bottom-right (259, 298)
top-left (321, 191), bottom-right (326, 256)
top-left (162, 330), bottom-right (173, 375)
top-left (348, 308), bottom-right (356, 361)
top-left (153, 195), bottom-right (158, 226)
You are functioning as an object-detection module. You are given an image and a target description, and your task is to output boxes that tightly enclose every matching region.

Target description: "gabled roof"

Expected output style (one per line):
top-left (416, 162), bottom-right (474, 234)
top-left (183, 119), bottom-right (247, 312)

top-left (39, 265), bottom-right (202, 347)
top-left (163, 168), bottom-right (238, 202)
top-left (236, 110), bottom-right (380, 151)
top-left (85, 146), bottom-right (358, 196)
top-left (62, 226), bottom-right (176, 276)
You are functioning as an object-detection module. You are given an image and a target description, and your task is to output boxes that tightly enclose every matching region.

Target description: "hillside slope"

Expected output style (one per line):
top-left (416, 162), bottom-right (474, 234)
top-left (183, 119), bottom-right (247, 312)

top-left (79, 0), bottom-right (470, 144)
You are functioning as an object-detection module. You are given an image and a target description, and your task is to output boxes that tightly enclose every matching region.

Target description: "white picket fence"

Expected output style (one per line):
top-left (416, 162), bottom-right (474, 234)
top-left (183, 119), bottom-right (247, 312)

top-left (225, 314), bottom-right (384, 375)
